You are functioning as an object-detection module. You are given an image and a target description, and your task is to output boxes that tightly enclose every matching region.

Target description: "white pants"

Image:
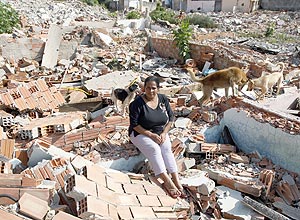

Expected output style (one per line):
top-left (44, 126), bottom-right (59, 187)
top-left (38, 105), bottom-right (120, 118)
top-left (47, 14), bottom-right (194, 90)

top-left (130, 132), bottom-right (178, 176)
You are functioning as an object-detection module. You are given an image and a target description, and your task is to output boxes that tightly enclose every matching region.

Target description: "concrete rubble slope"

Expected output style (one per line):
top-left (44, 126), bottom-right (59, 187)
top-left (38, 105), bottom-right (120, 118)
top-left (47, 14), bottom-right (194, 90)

top-left (0, 0), bottom-right (300, 219)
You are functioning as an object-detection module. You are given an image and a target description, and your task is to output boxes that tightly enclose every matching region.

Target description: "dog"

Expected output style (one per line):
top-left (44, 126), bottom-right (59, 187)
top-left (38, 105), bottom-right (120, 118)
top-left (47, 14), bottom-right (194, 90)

top-left (247, 62), bottom-right (285, 100)
top-left (111, 82), bottom-right (139, 116)
top-left (186, 64), bottom-right (248, 106)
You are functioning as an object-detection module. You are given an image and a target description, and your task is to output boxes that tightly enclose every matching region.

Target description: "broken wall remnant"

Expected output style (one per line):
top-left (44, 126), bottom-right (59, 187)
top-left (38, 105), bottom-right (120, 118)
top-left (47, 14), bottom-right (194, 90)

top-left (150, 37), bottom-right (263, 76)
top-left (0, 37), bottom-right (45, 62)
top-left (0, 79), bottom-right (65, 113)
top-left (205, 108), bottom-right (300, 173)
top-left (41, 25), bottom-right (63, 69)
top-left (260, 0), bottom-right (300, 11)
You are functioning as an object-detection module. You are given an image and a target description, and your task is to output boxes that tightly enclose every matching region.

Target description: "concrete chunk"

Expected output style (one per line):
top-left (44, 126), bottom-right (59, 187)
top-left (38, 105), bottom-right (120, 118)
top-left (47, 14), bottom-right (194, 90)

top-left (216, 186), bottom-right (263, 220)
top-left (180, 169), bottom-right (215, 195)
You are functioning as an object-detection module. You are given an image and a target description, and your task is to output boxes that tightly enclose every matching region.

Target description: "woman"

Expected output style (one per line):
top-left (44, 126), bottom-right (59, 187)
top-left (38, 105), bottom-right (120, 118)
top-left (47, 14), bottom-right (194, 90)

top-left (128, 76), bottom-right (185, 198)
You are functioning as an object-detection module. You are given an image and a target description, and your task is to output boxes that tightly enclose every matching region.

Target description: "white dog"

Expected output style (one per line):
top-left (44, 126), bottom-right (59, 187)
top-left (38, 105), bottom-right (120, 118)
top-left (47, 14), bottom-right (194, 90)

top-left (247, 62), bottom-right (285, 100)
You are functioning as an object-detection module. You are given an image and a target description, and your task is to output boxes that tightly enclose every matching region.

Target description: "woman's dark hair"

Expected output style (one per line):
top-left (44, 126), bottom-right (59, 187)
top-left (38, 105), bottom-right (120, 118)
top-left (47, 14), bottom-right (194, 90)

top-left (144, 76), bottom-right (160, 88)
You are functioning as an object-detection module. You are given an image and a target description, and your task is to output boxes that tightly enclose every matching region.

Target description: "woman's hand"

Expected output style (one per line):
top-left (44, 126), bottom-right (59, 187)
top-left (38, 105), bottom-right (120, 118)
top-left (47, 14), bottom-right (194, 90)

top-left (150, 132), bottom-right (162, 145)
top-left (160, 132), bottom-right (167, 145)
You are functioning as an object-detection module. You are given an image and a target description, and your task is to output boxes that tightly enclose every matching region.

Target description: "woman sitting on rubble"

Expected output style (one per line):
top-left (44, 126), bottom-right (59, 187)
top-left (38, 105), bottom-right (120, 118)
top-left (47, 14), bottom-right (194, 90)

top-left (128, 76), bottom-right (186, 199)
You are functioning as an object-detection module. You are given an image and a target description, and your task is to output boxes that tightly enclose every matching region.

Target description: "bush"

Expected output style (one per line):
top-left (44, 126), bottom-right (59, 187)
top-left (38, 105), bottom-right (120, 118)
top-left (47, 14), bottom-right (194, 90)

top-left (172, 19), bottom-right (192, 61)
top-left (186, 14), bottom-right (217, 28)
top-left (126, 11), bottom-right (141, 19)
top-left (81, 0), bottom-right (99, 6)
top-left (265, 22), bottom-right (275, 37)
top-left (0, 2), bottom-right (20, 34)
top-left (150, 4), bottom-right (177, 24)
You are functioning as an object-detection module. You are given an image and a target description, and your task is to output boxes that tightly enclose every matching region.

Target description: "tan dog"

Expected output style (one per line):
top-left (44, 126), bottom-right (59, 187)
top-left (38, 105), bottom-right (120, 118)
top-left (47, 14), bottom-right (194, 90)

top-left (247, 62), bottom-right (285, 100)
top-left (186, 66), bottom-right (248, 106)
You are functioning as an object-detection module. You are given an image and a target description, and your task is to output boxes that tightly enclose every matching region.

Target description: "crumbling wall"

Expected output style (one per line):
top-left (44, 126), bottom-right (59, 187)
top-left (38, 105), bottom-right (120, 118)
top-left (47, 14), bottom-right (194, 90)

top-left (150, 37), bottom-right (244, 68)
top-left (205, 108), bottom-right (300, 173)
top-left (151, 37), bottom-right (216, 66)
top-left (260, 0), bottom-right (300, 11)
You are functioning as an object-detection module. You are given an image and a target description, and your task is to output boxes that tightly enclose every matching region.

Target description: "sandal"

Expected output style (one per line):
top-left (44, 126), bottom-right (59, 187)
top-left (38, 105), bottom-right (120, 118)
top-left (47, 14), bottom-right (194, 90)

top-left (178, 187), bottom-right (188, 198)
top-left (162, 183), bottom-right (181, 199)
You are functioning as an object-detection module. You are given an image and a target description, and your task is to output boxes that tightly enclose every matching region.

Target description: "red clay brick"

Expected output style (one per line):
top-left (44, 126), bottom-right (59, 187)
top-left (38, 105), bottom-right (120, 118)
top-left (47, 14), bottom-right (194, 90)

top-left (157, 195), bottom-right (177, 207)
top-left (130, 206), bottom-right (156, 219)
top-left (52, 211), bottom-right (81, 220)
top-left (123, 183), bottom-right (146, 195)
top-left (0, 174), bottom-right (22, 187)
top-left (0, 209), bottom-right (23, 220)
top-left (0, 188), bottom-right (20, 205)
top-left (77, 196), bottom-right (109, 219)
top-left (117, 206), bottom-right (132, 219)
top-left (137, 195), bottom-right (162, 207)
top-left (19, 193), bottom-right (49, 220)
top-left (85, 164), bottom-right (106, 187)
top-left (20, 188), bottom-right (50, 203)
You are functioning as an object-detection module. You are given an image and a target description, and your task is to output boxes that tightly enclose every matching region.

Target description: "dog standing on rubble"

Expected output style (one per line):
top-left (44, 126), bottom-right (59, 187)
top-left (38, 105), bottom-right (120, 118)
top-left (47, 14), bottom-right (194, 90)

top-left (247, 62), bottom-right (285, 100)
top-left (111, 81), bottom-right (139, 116)
top-left (185, 59), bottom-right (248, 106)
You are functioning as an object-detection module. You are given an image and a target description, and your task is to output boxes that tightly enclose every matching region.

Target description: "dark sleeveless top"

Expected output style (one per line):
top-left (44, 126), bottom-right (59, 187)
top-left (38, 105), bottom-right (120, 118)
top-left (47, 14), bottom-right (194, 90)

top-left (128, 94), bottom-right (175, 137)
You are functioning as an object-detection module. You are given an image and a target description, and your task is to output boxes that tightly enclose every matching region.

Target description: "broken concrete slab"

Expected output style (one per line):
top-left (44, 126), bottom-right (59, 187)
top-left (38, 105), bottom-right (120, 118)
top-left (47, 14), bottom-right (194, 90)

top-left (174, 117), bottom-right (192, 129)
top-left (41, 25), bottom-right (63, 69)
top-left (84, 70), bottom-right (140, 91)
top-left (92, 30), bottom-right (115, 48)
top-left (27, 142), bottom-right (52, 167)
top-left (0, 36), bottom-right (45, 62)
top-left (216, 186), bottom-right (264, 220)
top-left (273, 201), bottom-right (300, 220)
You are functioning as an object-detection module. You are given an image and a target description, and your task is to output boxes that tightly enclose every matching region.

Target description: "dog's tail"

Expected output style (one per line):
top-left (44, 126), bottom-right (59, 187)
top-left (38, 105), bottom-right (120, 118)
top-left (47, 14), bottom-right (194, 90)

top-left (186, 67), bottom-right (203, 83)
top-left (277, 62), bottom-right (285, 73)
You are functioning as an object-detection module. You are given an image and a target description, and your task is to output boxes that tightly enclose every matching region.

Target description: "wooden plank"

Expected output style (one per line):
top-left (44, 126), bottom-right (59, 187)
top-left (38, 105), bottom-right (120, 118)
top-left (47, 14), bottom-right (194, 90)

top-left (273, 201), bottom-right (300, 220)
top-left (242, 196), bottom-right (290, 220)
top-left (41, 25), bottom-right (63, 69)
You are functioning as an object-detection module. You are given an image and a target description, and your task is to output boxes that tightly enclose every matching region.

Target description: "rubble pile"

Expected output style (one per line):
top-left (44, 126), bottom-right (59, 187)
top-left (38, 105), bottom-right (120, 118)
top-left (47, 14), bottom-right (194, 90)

top-left (188, 11), bottom-right (300, 67)
top-left (164, 97), bottom-right (300, 219)
top-left (0, 0), bottom-right (299, 219)
top-left (6, 0), bottom-right (109, 28)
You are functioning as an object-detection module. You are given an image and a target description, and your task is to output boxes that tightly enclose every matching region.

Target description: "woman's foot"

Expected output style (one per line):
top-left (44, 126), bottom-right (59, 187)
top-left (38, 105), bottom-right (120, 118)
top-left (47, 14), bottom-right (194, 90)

top-left (178, 187), bottom-right (188, 198)
top-left (162, 181), bottom-right (181, 199)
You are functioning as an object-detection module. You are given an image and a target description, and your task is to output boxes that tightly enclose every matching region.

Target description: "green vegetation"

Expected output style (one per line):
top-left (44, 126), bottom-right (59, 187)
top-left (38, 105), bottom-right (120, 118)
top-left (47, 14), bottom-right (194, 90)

top-left (81, 0), bottom-right (99, 6)
top-left (150, 3), bottom-right (177, 24)
top-left (237, 30), bottom-right (299, 45)
top-left (265, 22), bottom-right (275, 37)
top-left (109, 11), bottom-right (118, 18)
top-left (98, 0), bottom-right (111, 9)
top-left (0, 2), bottom-right (20, 34)
top-left (186, 14), bottom-right (218, 28)
top-left (126, 10), bottom-right (142, 19)
top-left (172, 19), bottom-right (192, 62)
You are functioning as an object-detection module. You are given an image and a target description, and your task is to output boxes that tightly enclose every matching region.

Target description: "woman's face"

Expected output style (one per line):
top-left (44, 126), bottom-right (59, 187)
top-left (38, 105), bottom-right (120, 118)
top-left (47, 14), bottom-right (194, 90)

top-left (144, 80), bottom-right (158, 100)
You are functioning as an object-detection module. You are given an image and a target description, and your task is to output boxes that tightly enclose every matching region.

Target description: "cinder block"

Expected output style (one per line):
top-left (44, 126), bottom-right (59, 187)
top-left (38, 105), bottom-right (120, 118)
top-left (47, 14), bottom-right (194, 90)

top-left (65, 174), bottom-right (97, 201)
top-left (77, 196), bottom-right (109, 219)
